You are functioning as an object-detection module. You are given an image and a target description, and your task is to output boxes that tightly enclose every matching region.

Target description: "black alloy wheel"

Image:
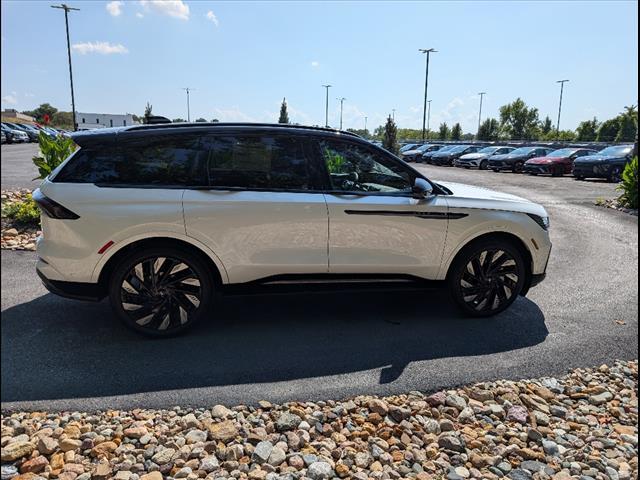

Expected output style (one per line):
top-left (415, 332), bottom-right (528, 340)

top-left (552, 165), bottom-right (564, 177)
top-left (449, 240), bottom-right (526, 317)
top-left (609, 166), bottom-right (623, 183)
top-left (109, 247), bottom-right (214, 336)
top-left (479, 160), bottom-right (488, 170)
top-left (512, 161), bottom-right (524, 173)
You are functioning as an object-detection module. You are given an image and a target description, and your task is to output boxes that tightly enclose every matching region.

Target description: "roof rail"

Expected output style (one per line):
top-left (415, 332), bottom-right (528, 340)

top-left (128, 122), bottom-right (362, 138)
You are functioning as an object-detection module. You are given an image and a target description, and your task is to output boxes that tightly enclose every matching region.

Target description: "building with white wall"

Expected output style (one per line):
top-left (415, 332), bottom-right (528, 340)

top-left (75, 112), bottom-right (138, 130)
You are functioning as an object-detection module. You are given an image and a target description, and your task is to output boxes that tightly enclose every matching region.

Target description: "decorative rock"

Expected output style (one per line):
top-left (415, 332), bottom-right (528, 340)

top-left (307, 461), bottom-right (334, 480)
top-left (1, 441), bottom-right (34, 461)
top-left (275, 413), bottom-right (301, 432)
top-left (207, 420), bottom-right (238, 442)
top-left (252, 441), bottom-right (273, 464)
top-left (506, 405), bottom-right (529, 424)
top-left (37, 436), bottom-right (58, 455)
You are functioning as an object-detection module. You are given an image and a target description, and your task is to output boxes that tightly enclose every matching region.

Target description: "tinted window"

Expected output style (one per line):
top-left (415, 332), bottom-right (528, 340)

top-left (204, 135), bottom-right (313, 190)
top-left (54, 135), bottom-right (204, 185)
top-left (319, 139), bottom-right (412, 194)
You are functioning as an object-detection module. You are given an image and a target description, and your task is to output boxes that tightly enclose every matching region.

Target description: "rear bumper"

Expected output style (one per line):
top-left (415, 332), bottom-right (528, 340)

top-left (37, 268), bottom-right (105, 302)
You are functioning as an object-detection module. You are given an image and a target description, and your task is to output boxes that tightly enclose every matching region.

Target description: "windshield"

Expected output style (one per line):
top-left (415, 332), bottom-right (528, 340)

top-left (598, 145), bottom-right (633, 156)
top-left (436, 145), bottom-right (455, 153)
top-left (416, 144), bottom-right (433, 152)
top-left (478, 146), bottom-right (500, 154)
top-left (509, 147), bottom-right (536, 155)
top-left (400, 144), bottom-right (417, 152)
top-left (547, 148), bottom-right (576, 157)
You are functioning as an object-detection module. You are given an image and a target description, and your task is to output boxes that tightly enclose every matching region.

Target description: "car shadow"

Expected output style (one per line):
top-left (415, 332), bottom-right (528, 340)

top-left (1, 289), bottom-right (548, 402)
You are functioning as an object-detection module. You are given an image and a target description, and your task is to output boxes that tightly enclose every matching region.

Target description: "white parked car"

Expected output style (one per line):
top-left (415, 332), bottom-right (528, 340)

top-left (34, 123), bottom-right (551, 336)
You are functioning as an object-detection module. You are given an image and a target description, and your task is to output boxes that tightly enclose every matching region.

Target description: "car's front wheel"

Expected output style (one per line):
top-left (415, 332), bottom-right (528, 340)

top-left (108, 246), bottom-right (215, 337)
top-left (479, 160), bottom-right (488, 170)
top-left (448, 239), bottom-right (526, 317)
top-left (609, 166), bottom-right (623, 183)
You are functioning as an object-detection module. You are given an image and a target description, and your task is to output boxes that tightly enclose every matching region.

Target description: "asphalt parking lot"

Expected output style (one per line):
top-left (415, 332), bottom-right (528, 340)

top-left (1, 143), bottom-right (41, 190)
top-left (1, 144), bottom-right (637, 411)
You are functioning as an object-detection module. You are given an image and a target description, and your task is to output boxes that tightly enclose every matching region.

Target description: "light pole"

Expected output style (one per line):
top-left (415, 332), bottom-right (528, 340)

top-left (322, 84), bottom-right (332, 127)
top-left (426, 100), bottom-right (432, 137)
top-left (477, 92), bottom-right (486, 138)
top-left (392, 109), bottom-right (396, 121)
top-left (182, 87), bottom-right (194, 122)
top-left (364, 116), bottom-right (368, 132)
top-left (51, 4), bottom-right (80, 131)
top-left (556, 79), bottom-right (569, 138)
top-left (419, 48), bottom-right (437, 141)
top-left (337, 97), bottom-right (346, 130)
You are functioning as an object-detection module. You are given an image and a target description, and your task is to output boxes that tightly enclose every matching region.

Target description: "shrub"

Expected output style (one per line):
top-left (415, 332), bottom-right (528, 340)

top-left (2, 195), bottom-right (40, 226)
top-left (32, 130), bottom-right (77, 180)
top-left (617, 156), bottom-right (638, 209)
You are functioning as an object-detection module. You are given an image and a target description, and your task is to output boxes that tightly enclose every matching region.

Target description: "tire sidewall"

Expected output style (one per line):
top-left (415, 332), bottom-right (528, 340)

top-left (448, 239), bottom-right (527, 317)
top-left (108, 247), bottom-right (215, 337)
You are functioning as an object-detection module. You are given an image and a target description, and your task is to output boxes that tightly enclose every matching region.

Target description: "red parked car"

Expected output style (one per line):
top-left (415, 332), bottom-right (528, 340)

top-left (523, 148), bottom-right (597, 177)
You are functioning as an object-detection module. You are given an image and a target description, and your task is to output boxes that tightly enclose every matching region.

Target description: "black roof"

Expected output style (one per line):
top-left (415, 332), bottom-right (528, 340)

top-left (70, 122), bottom-right (361, 147)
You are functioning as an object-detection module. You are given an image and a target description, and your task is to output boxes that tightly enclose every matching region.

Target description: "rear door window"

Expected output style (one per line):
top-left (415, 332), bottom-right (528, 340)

top-left (203, 135), bottom-right (316, 191)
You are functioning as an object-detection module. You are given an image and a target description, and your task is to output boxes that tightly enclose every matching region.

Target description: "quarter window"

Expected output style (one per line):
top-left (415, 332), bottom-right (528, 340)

top-left (204, 135), bottom-right (313, 190)
top-left (319, 140), bottom-right (412, 194)
top-left (54, 135), bottom-right (204, 186)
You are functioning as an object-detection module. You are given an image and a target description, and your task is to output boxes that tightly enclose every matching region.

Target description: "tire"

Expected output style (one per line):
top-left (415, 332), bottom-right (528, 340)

top-left (512, 161), bottom-right (524, 173)
top-left (551, 165), bottom-right (563, 177)
top-left (448, 238), bottom-right (526, 317)
top-left (492, 168), bottom-right (500, 173)
top-left (574, 175), bottom-right (584, 181)
top-left (609, 166), bottom-right (622, 183)
top-left (108, 246), bottom-right (215, 337)
top-left (479, 160), bottom-right (488, 170)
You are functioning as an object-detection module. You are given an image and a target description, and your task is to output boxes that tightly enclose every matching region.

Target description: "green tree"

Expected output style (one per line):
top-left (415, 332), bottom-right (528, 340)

top-left (540, 116), bottom-right (553, 136)
top-left (132, 114), bottom-right (141, 124)
top-left (346, 128), bottom-right (370, 139)
top-left (396, 128), bottom-right (422, 141)
top-left (210, 118), bottom-right (219, 123)
top-left (382, 116), bottom-right (398, 154)
top-left (499, 98), bottom-right (540, 140)
top-left (32, 131), bottom-right (77, 180)
top-left (450, 123), bottom-right (462, 140)
top-left (617, 156), bottom-right (638, 209)
top-left (576, 117), bottom-right (599, 141)
top-left (172, 118), bottom-right (186, 123)
top-left (278, 97), bottom-right (290, 124)
top-left (143, 102), bottom-right (153, 124)
top-left (195, 117), bottom-right (207, 122)
top-left (615, 105), bottom-right (638, 142)
top-left (438, 122), bottom-right (449, 140)
top-left (373, 125), bottom-right (385, 140)
top-left (477, 118), bottom-right (500, 141)
top-left (597, 118), bottom-right (620, 142)
top-left (22, 103), bottom-right (58, 124)
top-left (52, 111), bottom-right (74, 129)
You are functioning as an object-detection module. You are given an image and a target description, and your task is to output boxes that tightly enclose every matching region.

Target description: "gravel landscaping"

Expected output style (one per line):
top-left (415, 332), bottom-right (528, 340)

top-left (1, 190), bottom-right (40, 251)
top-left (594, 198), bottom-right (638, 217)
top-left (1, 361), bottom-right (637, 480)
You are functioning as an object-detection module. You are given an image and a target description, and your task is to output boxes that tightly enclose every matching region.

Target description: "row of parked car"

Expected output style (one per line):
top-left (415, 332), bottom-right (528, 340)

top-left (399, 142), bottom-right (635, 182)
top-left (1, 122), bottom-right (70, 144)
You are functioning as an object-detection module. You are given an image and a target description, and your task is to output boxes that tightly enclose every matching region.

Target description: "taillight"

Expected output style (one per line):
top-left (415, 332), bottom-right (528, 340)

top-left (32, 189), bottom-right (80, 220)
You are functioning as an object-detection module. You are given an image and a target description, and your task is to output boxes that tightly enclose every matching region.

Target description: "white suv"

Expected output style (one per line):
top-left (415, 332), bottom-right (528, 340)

top-left (34, 124), bottom-right (551, 336)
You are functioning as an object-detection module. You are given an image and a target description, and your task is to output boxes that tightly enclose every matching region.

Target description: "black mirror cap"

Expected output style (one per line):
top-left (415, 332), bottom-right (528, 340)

top-left (412, 178), bottom-right (433, 199)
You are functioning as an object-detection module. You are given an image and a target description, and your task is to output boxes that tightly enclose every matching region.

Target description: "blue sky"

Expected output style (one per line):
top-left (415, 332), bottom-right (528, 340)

top-left (1, 1), bottom-right (638, 133)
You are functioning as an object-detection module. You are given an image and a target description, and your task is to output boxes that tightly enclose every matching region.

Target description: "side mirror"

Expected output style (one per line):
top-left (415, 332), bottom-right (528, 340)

top-left (412, 178), bottom-right (433, 199)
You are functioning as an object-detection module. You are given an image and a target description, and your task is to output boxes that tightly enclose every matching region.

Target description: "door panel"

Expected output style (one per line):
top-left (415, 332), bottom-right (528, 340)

top-left (183, 190), bottom-right (329, 284)
top-left (325, 194), bottom-right (449, 278)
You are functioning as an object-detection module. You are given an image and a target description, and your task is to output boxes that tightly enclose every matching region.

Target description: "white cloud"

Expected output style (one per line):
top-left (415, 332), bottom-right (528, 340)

top-left (213, 107), bottom-right (258, 123)
top-left (2, 92), bottom-right (18, 105)
top-left (310, 61), bottom-right (319, 68)
top-left (72, 41), bottom-right (129, 55)
top-left (24, 93), bottom-right (35, 98)
top-left (136, 12), bottom-right (144, 18)
top-left (205, 10), bottom-right (218, 26)
top-left (139, 0), bottom-right (189, 20)
top-left (106, 1), bottom-right (123, 16)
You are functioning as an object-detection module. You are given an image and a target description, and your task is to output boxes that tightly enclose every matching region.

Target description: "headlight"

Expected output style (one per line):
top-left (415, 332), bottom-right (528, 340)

top-left (527, 213), bottom-right (550, 230)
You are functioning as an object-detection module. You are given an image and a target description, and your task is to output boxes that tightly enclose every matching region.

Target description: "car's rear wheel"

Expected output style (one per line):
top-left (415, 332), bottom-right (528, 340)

top-left (512, 161), bottom-right (524, 173)
top-left (574, 175), bottom-right (584, 180)
top-left (108, 247), bottom-right (215, 337)
top-left (609, 166), bottom-right (622, 183)
top-left (448, 239), bottom-right (526, 317)
top-left (479, 160), bottom-right (488, 170)
top-left (492, 168), bottom-right (500, 173)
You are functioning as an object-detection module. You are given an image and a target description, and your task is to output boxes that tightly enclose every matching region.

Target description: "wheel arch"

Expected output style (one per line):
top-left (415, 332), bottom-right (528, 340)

top-left (95, 236), bottom-right (228, 291)
top-left (442, 231), bottom-right (534, 295)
